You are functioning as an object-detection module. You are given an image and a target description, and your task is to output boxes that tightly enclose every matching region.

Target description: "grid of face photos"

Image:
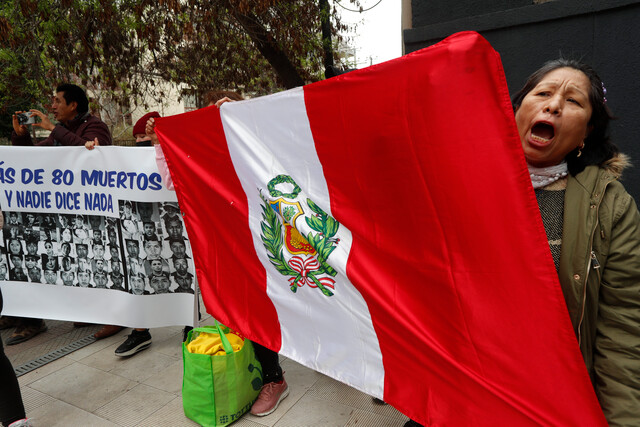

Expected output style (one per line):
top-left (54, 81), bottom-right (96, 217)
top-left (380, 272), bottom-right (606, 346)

top-left (0, 201), bottom-right (196, 296)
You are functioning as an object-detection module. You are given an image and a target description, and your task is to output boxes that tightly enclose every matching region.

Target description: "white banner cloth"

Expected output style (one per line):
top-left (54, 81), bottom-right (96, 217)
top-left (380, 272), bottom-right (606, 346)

top-left (0, 146), bottom-right (196, 327)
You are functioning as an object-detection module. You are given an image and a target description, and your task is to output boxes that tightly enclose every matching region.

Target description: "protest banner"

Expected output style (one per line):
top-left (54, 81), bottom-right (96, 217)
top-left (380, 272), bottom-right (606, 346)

top-left (155, 32), bottom-right (606, 425)
top-left (0, 146), bottom-right (196, 328)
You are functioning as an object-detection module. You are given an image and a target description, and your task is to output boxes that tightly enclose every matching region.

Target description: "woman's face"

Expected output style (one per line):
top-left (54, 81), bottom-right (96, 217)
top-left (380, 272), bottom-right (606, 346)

top-left (515, 67), bottom-right (593, 168)
top-left (9, 239), bottom-right (21, 254)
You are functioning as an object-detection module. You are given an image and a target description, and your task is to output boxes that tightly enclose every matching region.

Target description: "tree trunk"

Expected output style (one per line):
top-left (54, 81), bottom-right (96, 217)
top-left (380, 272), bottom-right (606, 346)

top-left (319, 0), bottom-right (335, 78)
top-left (234, 12), bottom-right (305, 89)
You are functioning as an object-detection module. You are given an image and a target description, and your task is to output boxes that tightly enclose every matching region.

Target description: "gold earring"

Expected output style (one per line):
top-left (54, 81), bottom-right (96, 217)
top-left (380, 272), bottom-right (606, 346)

top-left (577, 143), bottom-right (584, 158)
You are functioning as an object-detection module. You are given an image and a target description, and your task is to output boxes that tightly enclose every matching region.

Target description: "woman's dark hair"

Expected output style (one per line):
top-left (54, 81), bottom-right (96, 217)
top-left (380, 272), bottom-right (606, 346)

top-left (56, 83), bottom-right (89, 114)
top-left (511, 59), bottom-right (617, 176)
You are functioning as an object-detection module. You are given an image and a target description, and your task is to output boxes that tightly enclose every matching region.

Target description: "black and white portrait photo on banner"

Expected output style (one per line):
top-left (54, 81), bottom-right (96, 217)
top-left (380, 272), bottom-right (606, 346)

top-left (0, 146), bottom-right (197, 327)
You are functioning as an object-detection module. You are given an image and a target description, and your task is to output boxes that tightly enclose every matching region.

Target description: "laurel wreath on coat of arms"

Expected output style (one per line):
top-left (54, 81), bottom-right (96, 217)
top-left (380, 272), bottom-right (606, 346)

top-left (259, 174), bottom-right (340, 297)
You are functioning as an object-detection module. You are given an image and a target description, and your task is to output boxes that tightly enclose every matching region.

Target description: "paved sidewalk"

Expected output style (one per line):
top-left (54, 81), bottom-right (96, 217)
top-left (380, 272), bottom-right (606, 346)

top-left (10, 313), bottom-right (409, 426)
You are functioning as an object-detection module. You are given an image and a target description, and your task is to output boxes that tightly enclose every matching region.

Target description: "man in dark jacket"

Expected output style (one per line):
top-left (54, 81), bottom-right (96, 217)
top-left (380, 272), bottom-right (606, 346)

top-left (2, 83), bottom-right (112, 345)
top-left (11, 83), bottom-right (112, 146)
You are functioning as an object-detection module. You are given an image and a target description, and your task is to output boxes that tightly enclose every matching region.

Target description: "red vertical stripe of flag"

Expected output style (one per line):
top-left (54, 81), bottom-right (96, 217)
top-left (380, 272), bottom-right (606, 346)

top-left (156, 107), bottom-right (282, 351)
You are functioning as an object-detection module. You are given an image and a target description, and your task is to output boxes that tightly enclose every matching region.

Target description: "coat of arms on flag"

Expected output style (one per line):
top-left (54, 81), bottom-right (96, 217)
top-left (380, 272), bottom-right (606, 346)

top-left (260, 174), bottom-right (339, 297)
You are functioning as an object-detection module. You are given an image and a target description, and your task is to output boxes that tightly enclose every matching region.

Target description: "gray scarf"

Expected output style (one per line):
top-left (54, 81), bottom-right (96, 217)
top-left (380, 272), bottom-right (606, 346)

top-left (528, 162), bottom-right (568, 189)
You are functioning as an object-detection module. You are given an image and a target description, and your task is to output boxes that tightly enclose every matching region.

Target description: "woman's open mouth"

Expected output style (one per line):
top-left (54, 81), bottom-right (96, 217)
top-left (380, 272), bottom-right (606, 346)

top-left (530, 122), bottom-right (555, 145)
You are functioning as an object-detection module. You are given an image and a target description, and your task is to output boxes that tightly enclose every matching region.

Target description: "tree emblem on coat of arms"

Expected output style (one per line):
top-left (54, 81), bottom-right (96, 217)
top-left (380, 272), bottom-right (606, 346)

top-left (259, 174), bottom-right (339, 297)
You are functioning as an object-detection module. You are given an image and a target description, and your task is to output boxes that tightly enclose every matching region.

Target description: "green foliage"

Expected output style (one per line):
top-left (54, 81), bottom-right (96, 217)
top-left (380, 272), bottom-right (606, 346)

top-left (0, 0), bottom-right (360, 134)
top-left (305, 198), bottom-right (339, 277)
top-left (282, 206), bottom-right (296, 222)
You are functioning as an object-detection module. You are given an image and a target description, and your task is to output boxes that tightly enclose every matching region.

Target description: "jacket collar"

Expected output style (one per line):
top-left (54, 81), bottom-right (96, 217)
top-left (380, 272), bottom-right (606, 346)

top-left (61, 112), bottom-right (91, 131)
top-left (571, 153), bottom-right (630, 198)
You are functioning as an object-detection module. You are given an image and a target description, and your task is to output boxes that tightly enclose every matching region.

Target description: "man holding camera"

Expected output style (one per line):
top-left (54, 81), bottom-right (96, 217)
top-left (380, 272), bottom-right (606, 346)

top-left (2, 83), bottom-right (112, 345)
top-left (11, 83), bottom-right (111, 146)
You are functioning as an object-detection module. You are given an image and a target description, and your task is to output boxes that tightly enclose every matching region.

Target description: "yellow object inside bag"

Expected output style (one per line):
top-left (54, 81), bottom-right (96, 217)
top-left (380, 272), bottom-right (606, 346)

top-left (187, 331), bottom-right (245, 355)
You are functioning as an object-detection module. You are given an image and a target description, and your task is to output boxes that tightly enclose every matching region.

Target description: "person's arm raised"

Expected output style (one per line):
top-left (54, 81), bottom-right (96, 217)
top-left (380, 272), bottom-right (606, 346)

top-left (146, 117), bottom-right (159, 145)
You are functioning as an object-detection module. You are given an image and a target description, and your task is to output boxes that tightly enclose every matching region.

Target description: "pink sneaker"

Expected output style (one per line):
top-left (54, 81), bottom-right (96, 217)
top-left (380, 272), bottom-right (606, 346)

top-left (250, 378), bottom-right (289, 416)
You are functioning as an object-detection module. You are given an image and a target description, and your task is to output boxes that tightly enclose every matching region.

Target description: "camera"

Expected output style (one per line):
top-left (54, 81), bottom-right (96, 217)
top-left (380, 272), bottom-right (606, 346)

top-left (17, 112), bottom-right (36, 125)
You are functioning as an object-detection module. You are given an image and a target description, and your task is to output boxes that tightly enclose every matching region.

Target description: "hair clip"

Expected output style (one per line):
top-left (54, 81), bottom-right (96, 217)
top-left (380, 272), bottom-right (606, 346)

top-left (601, 82), bottom-right (608, 103)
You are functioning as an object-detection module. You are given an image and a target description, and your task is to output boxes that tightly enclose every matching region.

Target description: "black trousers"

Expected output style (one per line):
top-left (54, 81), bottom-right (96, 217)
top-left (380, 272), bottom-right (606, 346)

top-left (15, 316), bottom-right (43, 328)
top-left (253, 342), bottom-right (282, 384)
top-left (0, 292), bottom-right (26, 426)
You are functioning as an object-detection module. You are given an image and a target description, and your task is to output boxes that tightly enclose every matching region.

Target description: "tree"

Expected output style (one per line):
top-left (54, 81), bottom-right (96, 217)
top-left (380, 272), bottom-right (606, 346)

top-left (0, 0), bottom-right (359, 138)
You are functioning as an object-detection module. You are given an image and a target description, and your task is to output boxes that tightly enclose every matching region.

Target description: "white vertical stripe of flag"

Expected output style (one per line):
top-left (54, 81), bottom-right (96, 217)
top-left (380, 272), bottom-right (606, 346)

top-left (220, 87), bottom-right (384, 397)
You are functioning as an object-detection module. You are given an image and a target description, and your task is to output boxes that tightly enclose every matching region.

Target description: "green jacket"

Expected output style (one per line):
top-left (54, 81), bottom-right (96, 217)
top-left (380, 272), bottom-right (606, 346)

top-left (559, 155), bottom-right (640, 426)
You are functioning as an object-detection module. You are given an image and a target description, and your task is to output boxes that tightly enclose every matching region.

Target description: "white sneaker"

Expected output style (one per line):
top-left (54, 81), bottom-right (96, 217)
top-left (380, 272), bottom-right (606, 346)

top-left (9, 419), bottom-right (33, 427)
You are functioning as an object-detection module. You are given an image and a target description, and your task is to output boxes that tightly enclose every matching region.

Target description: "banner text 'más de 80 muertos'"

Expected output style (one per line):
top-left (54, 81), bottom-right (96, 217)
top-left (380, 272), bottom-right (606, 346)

top-left (0, 146), bottom-right (196, 327)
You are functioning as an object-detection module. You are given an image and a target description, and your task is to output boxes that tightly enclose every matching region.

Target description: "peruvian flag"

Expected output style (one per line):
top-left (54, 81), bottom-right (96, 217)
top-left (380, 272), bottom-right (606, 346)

top-left (156, 32), bottom-right (605, 425)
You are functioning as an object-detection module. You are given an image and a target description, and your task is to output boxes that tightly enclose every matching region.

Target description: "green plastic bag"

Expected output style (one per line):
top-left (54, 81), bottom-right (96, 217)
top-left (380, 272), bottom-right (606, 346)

top-left (182, 323), bottom-right (263, 426)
